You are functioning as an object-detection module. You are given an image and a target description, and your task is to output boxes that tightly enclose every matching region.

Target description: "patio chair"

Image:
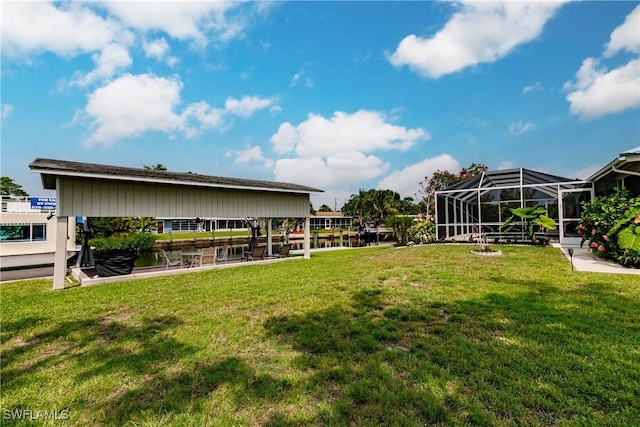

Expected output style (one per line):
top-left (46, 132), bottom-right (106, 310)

top-left (159, 249), bottom-right (182, 270)
top-left (242, 245), bottom-right (266, 262)
top-left (216, 245), bottom-right (229, 263)
top-left (276, 244), bottom-right (291, 258)
top-left (199, 247), bottom-right (215, 266)
top-left (268, 243), bottom-right (291, 258)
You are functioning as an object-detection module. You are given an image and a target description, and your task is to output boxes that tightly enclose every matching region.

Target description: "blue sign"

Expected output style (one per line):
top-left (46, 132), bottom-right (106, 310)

top-left (30, 197), bottom-right (57, 210)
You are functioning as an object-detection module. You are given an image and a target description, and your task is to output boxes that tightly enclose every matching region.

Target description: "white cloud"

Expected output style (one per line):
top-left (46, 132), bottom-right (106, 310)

top-left (377, 154), bottom-right (461, 199)
top-left (1, 2), bottom-right (125, 58)
top-left (497, 161), bottom-right (515, 170)
top-left (389, 1), bottom-right (566, 78)
top-left (508, 121), bottom-right (535, 136)
top-left (224, 96), bottom-right (275, 118)
top-left (274, 152), bottom-right (388, 190)
top-left (1, 104), bottom-right (14, 120)
top-left (233, 146), bottom-right (274, 168)
top-left (182, 102), bottom-right (225, 132)
top-left (143, 38), bottom-right (170, 61)
top-left (565, 7), bottom-right (640, 120)
top-left (271, 110), bottom-right (427, 158)
top-left (101, 2), bottom-right (245, 46)
top-left (604, 5), bottom-right (640, 57)
top-left (565, 58), bottom-right (640, 120)
top-left (269, 110), bottom-right (428, 192)
top-left (72, 43), bottom-right (133, 86)
top-left (84, 74), bottom-right (184, 145)
top-left (271, 123), bottom-right (298, 154)
top-left (290, 68), bottom-right (314, 88)
top-left (82, 73), bottom-right (276, 145)
top-left (522, 82), bottom-right (543, 94)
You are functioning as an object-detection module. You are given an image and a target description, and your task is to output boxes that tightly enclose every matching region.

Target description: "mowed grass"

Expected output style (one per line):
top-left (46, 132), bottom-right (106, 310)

top-left (2, 245), bottom-right (639, 426)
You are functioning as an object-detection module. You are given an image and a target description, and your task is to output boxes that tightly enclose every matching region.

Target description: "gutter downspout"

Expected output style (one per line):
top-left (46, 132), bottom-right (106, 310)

top-left (612, 166), bottom-right (640, 177)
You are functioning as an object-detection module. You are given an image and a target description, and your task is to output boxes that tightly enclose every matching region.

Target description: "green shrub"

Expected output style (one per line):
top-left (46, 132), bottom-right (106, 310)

top-left (578, 188), bottom-right (640, 267)
top-left (89, 233), bottom-right (157, 255)
top-left (408, 220), bottom-right (436, 244)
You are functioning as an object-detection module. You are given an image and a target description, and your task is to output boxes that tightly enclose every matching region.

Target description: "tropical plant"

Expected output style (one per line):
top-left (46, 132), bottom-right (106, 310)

top-left (578, 188), bottom-right (640, 267)
top-left (143, 163), bottom-right (167, 171)
top-left (131, 217), bottom-right (157, 233)
top-left (385, 215), bottom-right (415, 245)
top-left (503, 206), bottom-right (556, 244)
top-left (87, 217), bottom-right (132, 238)
top-left (342, 189), bottom-right (415, 222)
top-left (407, 220), bottom-right (437, 244)
top-left (318, 204), bottom-right (333, 212)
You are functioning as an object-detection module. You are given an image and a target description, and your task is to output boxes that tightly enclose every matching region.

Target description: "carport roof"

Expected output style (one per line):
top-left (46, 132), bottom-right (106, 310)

top-left (30, 158), bottom-right (323, 194)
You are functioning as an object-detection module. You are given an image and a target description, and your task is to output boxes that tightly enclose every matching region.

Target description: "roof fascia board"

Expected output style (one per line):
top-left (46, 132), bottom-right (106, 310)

top-left (31, 168), bottom-right (320, 194)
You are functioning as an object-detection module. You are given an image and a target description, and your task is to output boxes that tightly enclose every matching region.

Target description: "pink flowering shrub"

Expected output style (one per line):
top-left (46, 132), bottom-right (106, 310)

top-left (418, 163), bottom-right (488, 215)
top-left (578, 188), bottom-right (640, 267)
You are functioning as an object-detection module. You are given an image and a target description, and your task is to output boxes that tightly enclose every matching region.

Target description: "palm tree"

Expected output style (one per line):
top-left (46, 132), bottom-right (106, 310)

top-left (143, 163), bottom-right (167, 171)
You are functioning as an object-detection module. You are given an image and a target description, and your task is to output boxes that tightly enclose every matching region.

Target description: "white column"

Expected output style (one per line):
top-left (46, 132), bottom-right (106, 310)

top-left (267, 220), bottom-right (273, 257)
top-left (304, 217), bottom-right (311, 259)
top-left (53, 216), bottom-right (68, 290)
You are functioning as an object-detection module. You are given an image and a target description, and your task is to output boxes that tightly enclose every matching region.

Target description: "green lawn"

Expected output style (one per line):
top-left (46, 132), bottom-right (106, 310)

top-left (2, 245), bottom-right (639, 426)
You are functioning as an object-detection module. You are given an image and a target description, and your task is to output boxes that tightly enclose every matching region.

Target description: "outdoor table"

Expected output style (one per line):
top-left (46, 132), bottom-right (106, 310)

top-left (181, 250), bottom-right (202, 268)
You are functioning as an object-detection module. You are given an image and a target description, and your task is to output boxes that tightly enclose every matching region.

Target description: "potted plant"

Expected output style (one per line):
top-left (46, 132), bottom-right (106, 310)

top-left (503, 206), bottom-right (556, 245)
top-left (471, 233), bottom-right (502, 256)
top-left (90, 233), bottom-right (156, 277)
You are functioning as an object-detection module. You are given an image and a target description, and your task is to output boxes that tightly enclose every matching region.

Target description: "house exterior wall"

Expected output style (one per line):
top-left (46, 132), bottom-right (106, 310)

top-left (57, 178), bottom-right (310, 218)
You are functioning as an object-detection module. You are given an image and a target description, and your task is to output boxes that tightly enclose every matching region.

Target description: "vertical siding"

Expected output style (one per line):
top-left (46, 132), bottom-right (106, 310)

top-left (57, 178), bottom-right (311, 218)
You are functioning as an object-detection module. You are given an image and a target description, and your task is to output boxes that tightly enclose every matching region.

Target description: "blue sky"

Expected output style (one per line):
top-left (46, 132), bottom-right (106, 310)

top-left (2, 1), bottom-right (639, 209)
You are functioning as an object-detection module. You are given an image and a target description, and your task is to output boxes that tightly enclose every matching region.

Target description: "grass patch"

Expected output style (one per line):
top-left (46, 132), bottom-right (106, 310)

top-left (2, 245), bottom-right (639, 425)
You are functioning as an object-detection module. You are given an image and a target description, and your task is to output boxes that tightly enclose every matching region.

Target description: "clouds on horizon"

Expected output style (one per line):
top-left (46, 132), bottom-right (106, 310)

top-left (267, 110), bottom-right (428, 191)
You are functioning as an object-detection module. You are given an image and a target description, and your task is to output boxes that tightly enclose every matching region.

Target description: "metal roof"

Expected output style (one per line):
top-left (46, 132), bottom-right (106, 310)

top-left (587, 146), bottom-right (640, 182)
top-left (437, 168), bottom-right (589, 201)
top-left (443, 168), bottom-right (576, 191)
top-left (29, 158), bottom-right (323, 194)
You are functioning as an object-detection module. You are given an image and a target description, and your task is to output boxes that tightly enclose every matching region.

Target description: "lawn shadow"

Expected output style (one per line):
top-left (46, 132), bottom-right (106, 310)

top-left (264, 283), bottom-right (640, 425)
top-left (2, 311), bottom-right (292, 426)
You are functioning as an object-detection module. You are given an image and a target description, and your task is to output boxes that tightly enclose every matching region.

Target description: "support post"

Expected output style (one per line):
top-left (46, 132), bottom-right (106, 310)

top-left (304, 217), bottom-right (311, 259)
top-left (53, 216), bottom-right (68, 290)
top-left (267, 220), bottom-right (273, 257)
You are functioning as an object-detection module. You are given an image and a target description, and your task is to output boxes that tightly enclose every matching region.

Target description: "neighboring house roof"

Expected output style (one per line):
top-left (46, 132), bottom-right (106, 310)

top-left (587, 146), bottom-right (640, 182)
top-left (29, 158), bottom-right (323, 194)
top-left (312, 212), bottom-right (351, 218)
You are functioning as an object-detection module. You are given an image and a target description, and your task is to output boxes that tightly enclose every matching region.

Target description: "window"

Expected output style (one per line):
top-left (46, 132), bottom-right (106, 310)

top-left (0, 223), bottom-right (47, 242)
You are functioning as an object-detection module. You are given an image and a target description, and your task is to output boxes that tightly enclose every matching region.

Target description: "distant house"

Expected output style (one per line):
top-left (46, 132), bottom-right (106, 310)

top-left (587, 146), bottom-right (640, 196)
top-left (158, 218), bottom-right (249, 234)
top-left (310, 212), bottom-right (353, 230)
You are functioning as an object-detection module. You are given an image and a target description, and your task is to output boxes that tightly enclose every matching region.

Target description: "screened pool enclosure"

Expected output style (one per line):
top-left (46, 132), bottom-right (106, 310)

top-left (435, 168), bottom-right (593, 245)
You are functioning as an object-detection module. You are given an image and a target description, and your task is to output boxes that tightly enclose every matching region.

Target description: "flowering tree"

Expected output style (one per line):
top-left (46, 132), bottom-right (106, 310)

top-left (418, 163), bottom-right (488, 216)
top-left (578, 188), bottom-right (640, 267)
